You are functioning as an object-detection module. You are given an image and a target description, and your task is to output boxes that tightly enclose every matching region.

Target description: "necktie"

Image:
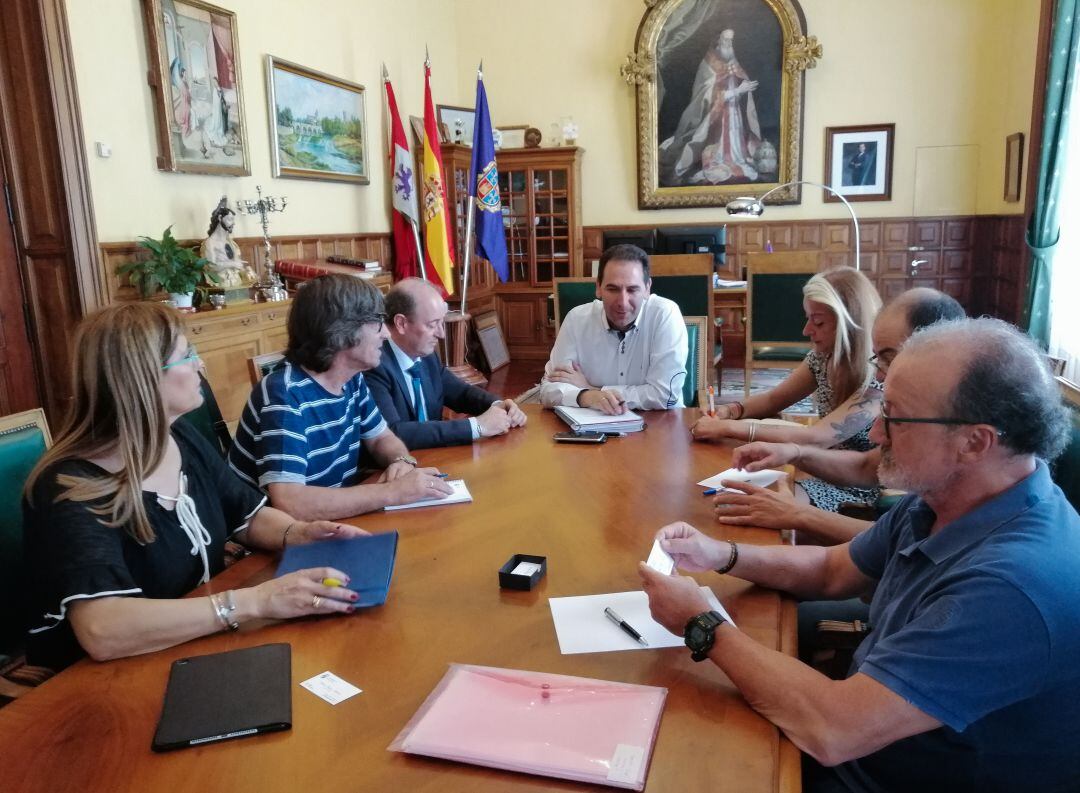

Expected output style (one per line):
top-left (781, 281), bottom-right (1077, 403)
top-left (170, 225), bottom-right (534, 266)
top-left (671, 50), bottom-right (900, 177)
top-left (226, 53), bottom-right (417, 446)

top-left (408, 363), bottom-right (428, 422)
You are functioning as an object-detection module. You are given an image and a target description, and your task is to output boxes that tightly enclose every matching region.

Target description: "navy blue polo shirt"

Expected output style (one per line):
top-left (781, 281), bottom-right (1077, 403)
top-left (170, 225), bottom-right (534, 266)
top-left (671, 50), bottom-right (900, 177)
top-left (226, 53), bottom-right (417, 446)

top-left (838, 462), bottom-right (1080, 792)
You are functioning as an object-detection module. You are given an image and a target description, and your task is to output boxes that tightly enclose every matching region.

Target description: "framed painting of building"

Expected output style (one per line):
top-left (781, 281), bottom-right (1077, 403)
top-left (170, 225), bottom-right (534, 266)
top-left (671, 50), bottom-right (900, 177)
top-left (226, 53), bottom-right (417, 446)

top-left (141, 0), bottom-right (250, 176)
top-left (623, 0), bottom-right (821, 209)
top-left (266, 56), bottom-right (369, 184)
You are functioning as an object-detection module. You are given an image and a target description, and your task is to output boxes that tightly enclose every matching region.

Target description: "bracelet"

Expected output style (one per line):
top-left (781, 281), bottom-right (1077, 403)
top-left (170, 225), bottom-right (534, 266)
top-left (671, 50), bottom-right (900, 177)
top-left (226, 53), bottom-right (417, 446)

top-left (715, 541), bottom-right (739, 575)
top-left (791, 443), bottom-right (802, 463)
top-left (576, 388), bottom-right (592, 407)
top-left (730, 401), bottom-right (745, 419)
top-left (209, 591), bottom-right (240, 631)
top-left (282, 522), bottom-right (297, 550)
top-left (747, 421), bottom-right (757, 443)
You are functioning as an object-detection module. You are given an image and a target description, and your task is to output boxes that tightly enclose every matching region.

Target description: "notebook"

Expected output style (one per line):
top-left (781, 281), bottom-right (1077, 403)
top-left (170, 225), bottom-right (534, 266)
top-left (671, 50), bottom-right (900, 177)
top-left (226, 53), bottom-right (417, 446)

top-left (390, 664), bottom-right (666, 790)
top-left (554, 405), bottom-right (645, 434)
top-left (384, 479), bottom-right (472, 511)
top-left (152, 643), bottom-right (291, 752)
top-left (275, 530), bottom-right (399, 607)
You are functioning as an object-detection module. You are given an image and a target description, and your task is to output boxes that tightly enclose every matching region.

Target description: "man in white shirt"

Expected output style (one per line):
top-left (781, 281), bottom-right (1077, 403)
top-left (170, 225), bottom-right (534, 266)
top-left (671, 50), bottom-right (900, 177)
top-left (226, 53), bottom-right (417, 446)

top-left (540, 244), bottom-right (688, 414)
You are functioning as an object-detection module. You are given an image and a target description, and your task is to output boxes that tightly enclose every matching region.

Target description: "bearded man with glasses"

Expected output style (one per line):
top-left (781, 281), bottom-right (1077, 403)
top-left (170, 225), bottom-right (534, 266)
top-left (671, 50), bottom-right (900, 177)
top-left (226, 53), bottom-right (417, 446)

top-left (229, 274), bottom-right (453, 520)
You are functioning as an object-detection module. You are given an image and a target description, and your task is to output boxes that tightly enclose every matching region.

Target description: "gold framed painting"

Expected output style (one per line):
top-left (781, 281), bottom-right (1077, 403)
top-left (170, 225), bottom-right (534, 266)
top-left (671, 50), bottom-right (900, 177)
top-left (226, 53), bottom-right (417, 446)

top-left (140, 0), bottom-right (250, 176)
top-left (623, 0), bottom-right (821, 209)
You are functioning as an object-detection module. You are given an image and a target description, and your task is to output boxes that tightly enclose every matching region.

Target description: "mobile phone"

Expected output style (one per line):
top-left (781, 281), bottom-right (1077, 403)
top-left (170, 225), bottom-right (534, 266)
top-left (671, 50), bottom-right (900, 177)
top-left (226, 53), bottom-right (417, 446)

top-left (553, 431), bottom-right (607, 444)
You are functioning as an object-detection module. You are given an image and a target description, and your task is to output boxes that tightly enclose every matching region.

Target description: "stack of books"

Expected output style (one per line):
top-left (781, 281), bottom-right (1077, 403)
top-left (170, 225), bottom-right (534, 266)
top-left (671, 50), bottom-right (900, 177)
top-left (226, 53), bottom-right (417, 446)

top-left (554, 405), bottom-right (644, 434)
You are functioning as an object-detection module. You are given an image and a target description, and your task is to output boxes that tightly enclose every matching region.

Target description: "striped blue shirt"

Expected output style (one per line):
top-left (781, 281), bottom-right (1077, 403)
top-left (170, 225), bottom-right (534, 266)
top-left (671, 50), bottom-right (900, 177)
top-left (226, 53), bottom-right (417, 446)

top-left (229, 360), bottom-right (388, 490)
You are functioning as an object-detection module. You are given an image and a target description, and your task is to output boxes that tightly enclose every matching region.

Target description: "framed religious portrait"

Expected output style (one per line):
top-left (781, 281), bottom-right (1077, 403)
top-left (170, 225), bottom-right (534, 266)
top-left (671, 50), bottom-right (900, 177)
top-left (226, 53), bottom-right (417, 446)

top-left (266, 56), bottom-right (370, 184)
top-left (1004, 132), bottom-right (1024, 203)
top-left (140, 0), bottom-right (250, 176)
top-left (823, 123), bottom-right (895, 202)
top-left (625, 0), bottom-right (820, 209)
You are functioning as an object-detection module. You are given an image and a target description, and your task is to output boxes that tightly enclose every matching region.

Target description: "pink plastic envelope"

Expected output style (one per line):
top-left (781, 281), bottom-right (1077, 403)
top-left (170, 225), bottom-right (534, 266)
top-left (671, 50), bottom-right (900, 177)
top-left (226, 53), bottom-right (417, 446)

top-left (388, 663), bottom-right (667, 790)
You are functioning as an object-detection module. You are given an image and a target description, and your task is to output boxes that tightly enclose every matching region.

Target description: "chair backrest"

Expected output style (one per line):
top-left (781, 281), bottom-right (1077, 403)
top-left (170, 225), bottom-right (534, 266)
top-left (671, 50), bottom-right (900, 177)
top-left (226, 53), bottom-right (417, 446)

top-left (0, 409), bottom-right (51, 654)
top-left (1053, 377), bottom-right (1080, 512)
top-left (650, 254), bottom-right (716, 383)
top-left (181, 373), bottom-right (232, 458)
top-left (552, 278), bottom-right (596, 331)
top-left (683, 316), bottom-right (708, 408)
top-left (247, 351), bottom-right (285, 387)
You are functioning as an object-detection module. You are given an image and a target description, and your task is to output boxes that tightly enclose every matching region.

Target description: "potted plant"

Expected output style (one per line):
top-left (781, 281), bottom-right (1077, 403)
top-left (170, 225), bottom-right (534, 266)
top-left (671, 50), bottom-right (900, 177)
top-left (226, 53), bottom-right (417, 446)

top-left (117, 225), bottom-right (218, 308)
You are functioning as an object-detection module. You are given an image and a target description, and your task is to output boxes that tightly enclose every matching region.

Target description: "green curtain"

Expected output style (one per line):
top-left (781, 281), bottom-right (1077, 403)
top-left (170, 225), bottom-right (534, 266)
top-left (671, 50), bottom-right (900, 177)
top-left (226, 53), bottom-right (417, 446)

top-left (1024, 0), bottom-right (1080, 346)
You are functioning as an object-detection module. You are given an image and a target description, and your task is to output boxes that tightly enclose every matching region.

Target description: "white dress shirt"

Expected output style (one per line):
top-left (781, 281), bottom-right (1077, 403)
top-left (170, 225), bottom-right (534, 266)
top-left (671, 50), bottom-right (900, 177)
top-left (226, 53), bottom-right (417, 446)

top-left (539, 294), bottom-right (688, 410)
top-left (388, 338), bottom-right (482, 439)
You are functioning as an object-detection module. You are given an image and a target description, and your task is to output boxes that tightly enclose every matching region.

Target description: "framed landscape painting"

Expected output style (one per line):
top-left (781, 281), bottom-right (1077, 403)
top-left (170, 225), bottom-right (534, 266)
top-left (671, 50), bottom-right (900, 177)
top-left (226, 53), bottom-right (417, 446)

top-left (141, 0), bottom-right (250, 175)
top-left (266, 56), bottom-right (369, 184)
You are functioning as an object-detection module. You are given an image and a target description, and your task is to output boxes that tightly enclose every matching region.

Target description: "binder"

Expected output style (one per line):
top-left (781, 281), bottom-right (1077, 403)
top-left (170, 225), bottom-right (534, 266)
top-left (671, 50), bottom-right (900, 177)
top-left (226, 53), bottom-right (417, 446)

top-left (554, 405), bottom-right (645, 434)
top-left (389, 664), bottom-right (666, 790)
top-left (151, 643), bottom-right (291, 752)
top-left (275, 530), bottom-right (399, 607)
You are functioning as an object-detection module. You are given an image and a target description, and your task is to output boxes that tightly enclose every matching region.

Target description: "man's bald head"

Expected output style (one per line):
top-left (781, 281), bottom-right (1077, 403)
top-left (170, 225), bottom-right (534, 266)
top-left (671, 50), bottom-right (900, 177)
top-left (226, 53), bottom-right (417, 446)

top-left (384, 278), bottom-right (447, 358)
top-left (871, 288), bottom-right (965, 378)
top-left (385, 277), bottom-right (442, 323)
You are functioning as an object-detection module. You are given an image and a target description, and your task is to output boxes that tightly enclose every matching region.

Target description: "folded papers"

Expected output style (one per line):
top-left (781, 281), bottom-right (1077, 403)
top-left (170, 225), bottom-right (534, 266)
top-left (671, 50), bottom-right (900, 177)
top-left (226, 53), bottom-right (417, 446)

top-left (389, 664), bottom-right (666, 790)
top-left (554, 405), bottom-right (644, 434)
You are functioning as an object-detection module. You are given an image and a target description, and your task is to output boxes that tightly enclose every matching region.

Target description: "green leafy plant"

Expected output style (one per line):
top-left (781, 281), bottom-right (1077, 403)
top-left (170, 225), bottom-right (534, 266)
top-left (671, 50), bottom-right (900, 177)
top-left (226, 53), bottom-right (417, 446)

top-left (117, 225), bottom-right (219, 298)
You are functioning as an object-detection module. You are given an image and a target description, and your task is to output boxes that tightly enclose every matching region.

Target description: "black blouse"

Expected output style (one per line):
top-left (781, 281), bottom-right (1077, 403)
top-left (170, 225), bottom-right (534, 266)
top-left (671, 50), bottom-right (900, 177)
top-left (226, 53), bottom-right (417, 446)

top-left (23, 418), bottom-right (265, 670)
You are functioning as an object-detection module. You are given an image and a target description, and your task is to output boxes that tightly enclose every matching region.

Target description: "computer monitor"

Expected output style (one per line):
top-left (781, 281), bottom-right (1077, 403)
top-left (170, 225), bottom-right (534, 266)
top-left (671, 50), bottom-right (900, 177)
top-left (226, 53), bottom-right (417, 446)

top-left (602, 228), bottom-right (657, 255)
top-left (655, 225), bottom-right (727, 267)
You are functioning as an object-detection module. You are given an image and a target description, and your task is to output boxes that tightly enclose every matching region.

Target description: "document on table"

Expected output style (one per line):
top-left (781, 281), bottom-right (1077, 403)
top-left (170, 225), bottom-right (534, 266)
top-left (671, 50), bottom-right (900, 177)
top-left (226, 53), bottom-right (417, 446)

top-left (385, 479), bottom-right (472, 511)
top-left (549, 588), bottom-right (735, 654)
top-left (697, 467), bottom-right (784, 490)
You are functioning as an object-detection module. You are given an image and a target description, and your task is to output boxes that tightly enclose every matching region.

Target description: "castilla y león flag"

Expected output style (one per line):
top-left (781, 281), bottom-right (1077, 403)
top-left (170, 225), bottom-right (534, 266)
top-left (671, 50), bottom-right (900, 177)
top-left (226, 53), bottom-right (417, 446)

top-left (382, 72), bottom-right (419, 280)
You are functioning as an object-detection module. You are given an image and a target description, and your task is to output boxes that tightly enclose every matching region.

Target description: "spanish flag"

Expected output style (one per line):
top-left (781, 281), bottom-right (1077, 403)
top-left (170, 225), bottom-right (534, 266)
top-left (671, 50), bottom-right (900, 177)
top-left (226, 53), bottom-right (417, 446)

top-left (421, 60), bottom-right (455, 296)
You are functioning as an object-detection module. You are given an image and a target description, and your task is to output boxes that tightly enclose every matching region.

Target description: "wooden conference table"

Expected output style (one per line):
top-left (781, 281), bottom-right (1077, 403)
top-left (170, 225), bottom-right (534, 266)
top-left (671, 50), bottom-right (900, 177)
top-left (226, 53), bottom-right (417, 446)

top-left (0, 406), bottom-right (799, 793)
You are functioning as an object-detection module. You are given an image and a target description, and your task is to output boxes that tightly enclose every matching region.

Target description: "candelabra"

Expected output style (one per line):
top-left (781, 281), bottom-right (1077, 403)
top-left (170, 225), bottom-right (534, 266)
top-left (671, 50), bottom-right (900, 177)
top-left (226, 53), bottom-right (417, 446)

top-left (236, 185), bottom-right (289, 301)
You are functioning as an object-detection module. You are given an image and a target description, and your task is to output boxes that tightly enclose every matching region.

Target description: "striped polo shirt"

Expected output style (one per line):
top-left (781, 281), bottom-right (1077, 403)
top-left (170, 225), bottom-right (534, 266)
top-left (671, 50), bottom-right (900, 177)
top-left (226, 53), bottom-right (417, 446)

top-left (229, 360), bottom-right (388, 490)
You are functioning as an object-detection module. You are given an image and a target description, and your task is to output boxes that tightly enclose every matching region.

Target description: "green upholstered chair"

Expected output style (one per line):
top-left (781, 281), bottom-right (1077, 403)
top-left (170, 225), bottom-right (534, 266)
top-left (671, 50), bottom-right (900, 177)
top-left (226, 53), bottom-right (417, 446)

top-left (552, 278), bottom-right (596, 331)
top-left (180, 373), bottom-right (232, 458)
top-left (1052, 377), bottom-right (1080, 512)
top-left (247, 351), bottom-right (286, 386)
top-left (0, 409), bottom-right (54, 700)
top-left (683, 316), bottom-right (709, 408)
top-left (744, 252), bottom-right (819, 397)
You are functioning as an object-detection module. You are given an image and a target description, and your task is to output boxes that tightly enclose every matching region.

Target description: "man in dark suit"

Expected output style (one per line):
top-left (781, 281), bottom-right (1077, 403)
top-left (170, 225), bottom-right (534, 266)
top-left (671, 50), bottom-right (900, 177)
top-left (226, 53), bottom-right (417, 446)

top-left (366, 278), bottom-right (527, 449)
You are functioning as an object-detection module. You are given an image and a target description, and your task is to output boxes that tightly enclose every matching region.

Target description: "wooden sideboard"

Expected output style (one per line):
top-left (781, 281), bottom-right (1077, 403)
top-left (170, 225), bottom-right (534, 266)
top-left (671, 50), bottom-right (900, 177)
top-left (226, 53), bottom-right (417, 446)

top-left (181, 301), bottom-right (291, 426)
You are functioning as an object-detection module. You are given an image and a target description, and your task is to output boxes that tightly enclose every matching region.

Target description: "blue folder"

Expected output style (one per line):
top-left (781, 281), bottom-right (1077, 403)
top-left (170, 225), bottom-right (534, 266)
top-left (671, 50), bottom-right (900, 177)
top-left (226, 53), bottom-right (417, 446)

top-left (274, 531), bottom-right (399, 607)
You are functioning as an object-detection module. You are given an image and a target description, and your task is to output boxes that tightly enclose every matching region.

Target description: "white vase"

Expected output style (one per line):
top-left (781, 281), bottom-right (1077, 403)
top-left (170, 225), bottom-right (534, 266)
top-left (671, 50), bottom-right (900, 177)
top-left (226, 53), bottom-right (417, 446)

top-left (169, 292), bottom-right (194, 308)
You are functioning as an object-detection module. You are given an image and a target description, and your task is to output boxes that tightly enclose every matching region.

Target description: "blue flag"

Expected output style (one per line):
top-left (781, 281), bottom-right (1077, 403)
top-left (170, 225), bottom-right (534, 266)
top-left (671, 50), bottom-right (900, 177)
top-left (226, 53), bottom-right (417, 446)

top-left (468, 74), bottom-right (509, 282)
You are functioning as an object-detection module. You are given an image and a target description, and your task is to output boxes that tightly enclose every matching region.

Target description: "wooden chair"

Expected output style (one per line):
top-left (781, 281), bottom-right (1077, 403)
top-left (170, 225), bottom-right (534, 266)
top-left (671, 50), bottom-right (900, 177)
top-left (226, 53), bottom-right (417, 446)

top-left (744, 251), bottom-right (820, 398)
top-left (0, 409), bottom-right (55, 702)
top-left (179, 373), bottom-right (232, 459)
top-left (247, 351), bottom-right (286, 386)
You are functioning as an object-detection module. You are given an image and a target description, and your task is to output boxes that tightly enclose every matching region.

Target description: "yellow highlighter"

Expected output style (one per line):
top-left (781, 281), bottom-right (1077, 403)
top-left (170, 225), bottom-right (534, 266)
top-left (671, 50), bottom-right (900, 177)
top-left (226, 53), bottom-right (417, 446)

top-left (322, 577), bottom-right (344, 588)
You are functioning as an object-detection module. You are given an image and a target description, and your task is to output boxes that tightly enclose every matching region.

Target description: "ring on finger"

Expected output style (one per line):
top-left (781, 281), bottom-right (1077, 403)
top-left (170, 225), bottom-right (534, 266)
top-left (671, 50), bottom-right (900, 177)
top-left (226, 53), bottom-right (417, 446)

top-left (312, 595), bottom-right (323, 609)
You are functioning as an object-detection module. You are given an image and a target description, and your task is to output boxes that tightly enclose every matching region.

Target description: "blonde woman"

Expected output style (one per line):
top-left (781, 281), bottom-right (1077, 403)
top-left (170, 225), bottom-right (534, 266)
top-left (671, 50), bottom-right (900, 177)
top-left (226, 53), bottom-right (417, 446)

top-left (691, 266), bottom-right (883, 512)
top-left (23, 303), bottom-right (368, 671)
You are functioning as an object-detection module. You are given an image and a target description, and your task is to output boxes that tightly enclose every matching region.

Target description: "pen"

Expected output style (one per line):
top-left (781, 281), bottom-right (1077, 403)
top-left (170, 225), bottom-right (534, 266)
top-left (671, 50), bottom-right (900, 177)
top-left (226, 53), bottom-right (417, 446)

top-left (702, 488), bottom-right (718, 496)
top-left (707, 385), bottom-right (716, 416)
top-left (604, 607), bottom-right (649, 646)
top-left (435, 473), bottom-right (449, 478)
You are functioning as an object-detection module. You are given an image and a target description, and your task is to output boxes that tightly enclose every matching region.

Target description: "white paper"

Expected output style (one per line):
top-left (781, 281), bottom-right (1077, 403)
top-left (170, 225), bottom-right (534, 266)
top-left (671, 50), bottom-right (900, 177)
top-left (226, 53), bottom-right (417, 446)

top-left (511, 561), bottom-right (542, 576)
top-left (645, 540), bottom-right (674, 576)
top-left (549, 588), bottom-right (735, 654)
top-left (300, 671), bottom-right (362, 705)
top-left (554, 405), bottom-right (643, 427)
top-left (385, 479), bottom-right (472, 511)
top-left (607, 743), bottom-right (646, 784)
top-left (697, 467), bottom-right (784, 490)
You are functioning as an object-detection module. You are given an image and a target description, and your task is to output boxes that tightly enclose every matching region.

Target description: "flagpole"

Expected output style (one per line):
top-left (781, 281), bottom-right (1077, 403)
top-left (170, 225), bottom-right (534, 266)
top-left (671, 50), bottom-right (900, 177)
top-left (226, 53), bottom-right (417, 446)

top-left (409, 217), bottom-right (427, 282)
top-left (458, 66), bottom-right (483, 315)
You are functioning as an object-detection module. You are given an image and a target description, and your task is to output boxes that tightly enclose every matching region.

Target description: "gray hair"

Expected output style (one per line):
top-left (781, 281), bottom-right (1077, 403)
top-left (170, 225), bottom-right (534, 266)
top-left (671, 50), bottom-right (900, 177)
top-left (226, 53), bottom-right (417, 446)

top-left (286, 274), bottom-right (384, 372)
top-left (904, 317), bottom-right (1070, 460)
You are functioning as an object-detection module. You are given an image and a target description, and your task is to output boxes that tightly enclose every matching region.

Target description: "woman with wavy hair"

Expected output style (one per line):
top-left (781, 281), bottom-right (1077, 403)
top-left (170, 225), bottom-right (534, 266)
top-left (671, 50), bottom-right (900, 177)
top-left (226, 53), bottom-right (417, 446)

top-left (691, 266), bottom-right (883, 512)
top-left (23, 302), bottom-right (367, 671)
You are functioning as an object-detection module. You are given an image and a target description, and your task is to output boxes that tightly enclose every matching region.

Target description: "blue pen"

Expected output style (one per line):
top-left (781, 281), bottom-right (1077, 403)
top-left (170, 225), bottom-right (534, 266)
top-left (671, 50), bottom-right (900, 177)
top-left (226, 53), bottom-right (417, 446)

top-left (435, 473), bottom-right (449, 478)
top-left (702, 488), bottom-right (718, 496)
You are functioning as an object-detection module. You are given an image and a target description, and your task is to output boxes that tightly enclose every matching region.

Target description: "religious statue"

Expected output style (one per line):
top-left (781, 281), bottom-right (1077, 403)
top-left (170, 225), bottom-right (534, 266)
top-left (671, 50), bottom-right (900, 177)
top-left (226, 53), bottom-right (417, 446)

top-left (201, 197), bottom-right (256, 288)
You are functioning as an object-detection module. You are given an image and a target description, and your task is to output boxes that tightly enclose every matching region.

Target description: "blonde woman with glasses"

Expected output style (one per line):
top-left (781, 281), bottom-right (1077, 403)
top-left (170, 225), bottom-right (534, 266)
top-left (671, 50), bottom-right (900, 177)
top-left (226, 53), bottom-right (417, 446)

top-left (23, 302), bottom-right (368, 671)
top-left (691, 266), bottom-right (883, 513)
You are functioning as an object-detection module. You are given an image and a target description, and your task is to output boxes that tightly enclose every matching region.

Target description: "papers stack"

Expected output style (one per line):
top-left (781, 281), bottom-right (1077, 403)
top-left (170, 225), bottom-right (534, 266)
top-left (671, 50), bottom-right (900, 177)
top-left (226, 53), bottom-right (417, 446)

top-left (554, 405), bottom-right (644, 434)
top-left (385, 479), bottom-right (472, 511)
top-left (697, 467), bottom-right (784, 491)
top-left (390, 664), bottom-right (666, 790)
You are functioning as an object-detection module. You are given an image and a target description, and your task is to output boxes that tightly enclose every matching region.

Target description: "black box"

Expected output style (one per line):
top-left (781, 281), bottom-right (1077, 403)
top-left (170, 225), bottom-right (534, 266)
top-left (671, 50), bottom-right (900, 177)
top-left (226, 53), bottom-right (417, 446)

top-left (498, 554), bottom-right (547, 590)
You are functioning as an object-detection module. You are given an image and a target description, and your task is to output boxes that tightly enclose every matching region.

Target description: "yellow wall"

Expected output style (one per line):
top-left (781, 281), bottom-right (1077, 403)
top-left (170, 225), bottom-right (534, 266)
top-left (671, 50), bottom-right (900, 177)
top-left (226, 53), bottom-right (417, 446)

top-left (68, 0), bottom-right (1040, 245)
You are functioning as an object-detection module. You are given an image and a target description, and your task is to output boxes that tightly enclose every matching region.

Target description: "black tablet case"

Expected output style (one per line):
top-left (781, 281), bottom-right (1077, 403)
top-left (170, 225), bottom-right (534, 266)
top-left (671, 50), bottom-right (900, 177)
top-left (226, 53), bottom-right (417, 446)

top-left (152, 642), bottom-right (292, 752)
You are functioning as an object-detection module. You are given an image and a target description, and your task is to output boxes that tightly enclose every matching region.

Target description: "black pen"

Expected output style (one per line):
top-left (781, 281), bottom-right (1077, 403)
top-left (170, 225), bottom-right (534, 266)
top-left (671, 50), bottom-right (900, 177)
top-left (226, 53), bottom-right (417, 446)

top-left (604, 607), bottom-right (648, 646)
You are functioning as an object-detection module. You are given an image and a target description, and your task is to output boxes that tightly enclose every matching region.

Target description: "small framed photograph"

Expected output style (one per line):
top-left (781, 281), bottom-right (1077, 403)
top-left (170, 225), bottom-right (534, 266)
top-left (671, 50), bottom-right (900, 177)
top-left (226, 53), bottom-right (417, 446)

top-left (496, 125), bottom-right (528, 149)
top-left (824, 124), bottom-right (895, 202)
top-left (1004, 132), bottom-right (1024, 203)
top-left (437, 104), bottom-right (476, 145)
top-left (409, 115), bottom-right (425, 145)
top-left (473, 310), bottom-right (510, 372)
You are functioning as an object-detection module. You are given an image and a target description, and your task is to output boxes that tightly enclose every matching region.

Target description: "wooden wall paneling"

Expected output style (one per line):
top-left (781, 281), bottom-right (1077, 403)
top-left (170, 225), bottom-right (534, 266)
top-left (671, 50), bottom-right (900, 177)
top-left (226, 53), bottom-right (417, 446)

top-left (912, 220), bottom-right (943, 248)
top-left (795, 223), bottom-right (822, 249)
top-left (911, 250), bottom-right (940, 277)
top-left (941, 277), bottom-right (971, 305)
top-left (821, 252), bottom-right (849, 269)
top-left (943, 250), bottom-right (972, 276)
top-left (766, 223), bottom-right (794, 251)
top-left (738, 225), bottom-right (767, 252)
top-left (882, 221), bottom-right (911, 249)
top-left (857, 251), bottom-right (880, 275)
top-left (822, 222), bottom-right (851, 251)
top-left (943, 218), bottom-right (975, 249)
top-left (857, 220), bottom-right (882, 249)
top-left (881, 251), bottom-right (909, 276)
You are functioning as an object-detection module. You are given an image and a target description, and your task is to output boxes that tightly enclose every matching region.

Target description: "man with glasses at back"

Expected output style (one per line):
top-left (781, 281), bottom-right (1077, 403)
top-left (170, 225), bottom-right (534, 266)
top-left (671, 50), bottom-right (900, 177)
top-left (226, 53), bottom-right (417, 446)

top-left (640, 316), bottom-right (1080, 791)
top-left (229, 274), bottom-right (453, 520)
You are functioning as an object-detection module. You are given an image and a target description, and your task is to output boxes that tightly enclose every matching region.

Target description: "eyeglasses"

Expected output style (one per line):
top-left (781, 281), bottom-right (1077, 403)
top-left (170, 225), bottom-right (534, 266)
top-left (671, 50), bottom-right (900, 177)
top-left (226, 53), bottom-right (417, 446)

top-left (162, 345), bottom-right (200, 370)
top-left (879, 402), bottom-right (1003, 441)
top-left (869, 348), bottom-right (898, 374)
top-left (361, 312), bottom-right (387, 332)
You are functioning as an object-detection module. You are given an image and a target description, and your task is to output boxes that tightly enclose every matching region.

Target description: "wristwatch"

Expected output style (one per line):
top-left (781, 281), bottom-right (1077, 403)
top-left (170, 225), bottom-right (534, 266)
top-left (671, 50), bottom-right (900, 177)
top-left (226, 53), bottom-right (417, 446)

top-left (684, 610), bottom-right (726, 662)
top-left (393, 454), bottom-right (418, 467)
